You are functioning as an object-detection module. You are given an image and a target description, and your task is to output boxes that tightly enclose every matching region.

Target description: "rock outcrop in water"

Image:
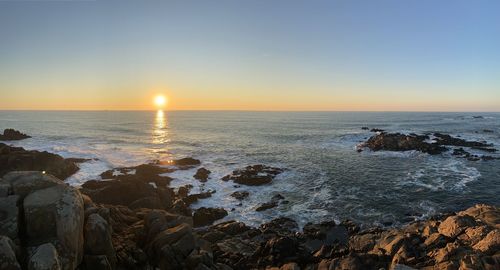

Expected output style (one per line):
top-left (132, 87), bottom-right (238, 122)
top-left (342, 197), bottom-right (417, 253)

top-left (0, 143), bottom-right (79, 179)
top-left (0, 129), bottom-right (31, 141)
top-left (1, 137), bottom-right (499, 269)
top-left (359, 132), bottom-right (499, 160)
top-left (222, 165), bottom-right (284, 186)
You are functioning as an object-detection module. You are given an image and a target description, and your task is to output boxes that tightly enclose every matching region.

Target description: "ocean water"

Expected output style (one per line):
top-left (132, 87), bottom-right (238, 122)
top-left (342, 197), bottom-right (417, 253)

top-left (1, 111), bottom-right (499, 228)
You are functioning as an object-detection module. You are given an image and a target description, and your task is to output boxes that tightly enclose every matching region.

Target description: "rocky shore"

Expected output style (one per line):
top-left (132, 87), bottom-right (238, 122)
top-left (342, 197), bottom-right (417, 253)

top-left (1, 130), bottom-right (499, 270)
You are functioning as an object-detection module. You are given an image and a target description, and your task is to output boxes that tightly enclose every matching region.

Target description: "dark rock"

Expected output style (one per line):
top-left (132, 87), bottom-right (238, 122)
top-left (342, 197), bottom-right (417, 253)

top-left (0, 143), bottom-right (79, 179)
top-left (0, 129), bottom-right (31, 141)
top-left (66, 158), bottom-right (92, 163)
top-left (194, 168), bottom-right (211, 182)
top-left (222, 165), bottom-right (283, 186)
top-left (370, 128), bottom-right (385, 132)
top-left (256, 194), bottom-right (285, 212)
top-left (433, 133), bottom-right (492, 148)
top-left (361, 127), bottom-right (369, 130)
top-left (193, 207), bottom-right (228, 227)
top-left (483, 129), bottom-right (494, 133)
top-left (173, 157), bottom-right (201, 167)
top-left (360, 133), bottom-right (447, 154)
top-left (182, 192), bottom-right (212, 206)
top-left (230, 191), bottom-right (249, 200)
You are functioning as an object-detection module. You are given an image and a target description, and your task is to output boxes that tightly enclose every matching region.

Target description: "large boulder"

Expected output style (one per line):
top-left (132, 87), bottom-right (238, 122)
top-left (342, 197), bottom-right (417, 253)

top-left (2, 171), bottom-right (61, 199)
top-left (23, 184), bottom-right (84, 270)
top-left (193, 168), bottom-right (211, 182)
top-left (28, 243), bottom-right (61, 270)
top-left (193, 207), bottom-right (228, 227)
top-left (438, 215), bottom-right (477, 238)
top-left (0, 144), bottom-right (79, 179)
top-left (222, 165), bottom-right (283, 186)
top-left (84, 213), bottom-right (116, 268)
top-left (0, 129), bottom-right (31, 141)
top-left (0, 195), bottom-right (20, 240)
top-left (0, 235), bottom-right (21, 270)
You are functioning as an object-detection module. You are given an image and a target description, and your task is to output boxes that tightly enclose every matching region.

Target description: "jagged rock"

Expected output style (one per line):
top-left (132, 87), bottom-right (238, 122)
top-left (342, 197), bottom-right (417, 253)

top-left (438, 215), bottom-right (477, 238)
top-left (23, 184), bottom-right (84, 270)
top-left (359, 133), bottom-right (446, 154)
top-left (84, 213), bottom-right (116, 268)
top-left (28, 243), bottom-right (61, 270)
top-left (473, 230), bottom-right (500, 254)
top-left (146, 223), bottom-right (196, 269)
top-left (0, 129), bottom-right (31, 141)
top-left (0, 145), bottom-right (79, 179)
top-left (193, 207), bottom-right (228, 227)
top-left (0, 235), bottom-right (21, 270)
top-left (173, 157), bottom-right (201, 167)
top-left (433, 132), bottom-right (492, 148)
top-left (256, 194), bottom-right (285, 212)
top-left (0, 195), bottom-right (20, 240)
top-left (193, 168), bottom-right (211, 182)
top-left (230, 191), bottom-right (249, 200)
top-left (222, 165), bottom-right (283, 186)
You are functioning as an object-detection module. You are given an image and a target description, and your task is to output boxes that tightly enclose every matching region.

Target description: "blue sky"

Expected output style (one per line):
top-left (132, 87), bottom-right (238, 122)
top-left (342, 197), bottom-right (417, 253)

top-left (0, 0), bottom-right (499, 111)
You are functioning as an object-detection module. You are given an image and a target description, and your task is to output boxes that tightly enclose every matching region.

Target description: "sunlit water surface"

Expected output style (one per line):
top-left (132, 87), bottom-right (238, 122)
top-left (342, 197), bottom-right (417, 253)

top-left (1, 111), bottom-right (499, 228)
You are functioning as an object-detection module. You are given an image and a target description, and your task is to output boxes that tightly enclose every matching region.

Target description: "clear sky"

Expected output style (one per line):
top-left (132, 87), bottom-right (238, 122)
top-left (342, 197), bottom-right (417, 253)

top-left (0, 0), bottom-right (499, 111)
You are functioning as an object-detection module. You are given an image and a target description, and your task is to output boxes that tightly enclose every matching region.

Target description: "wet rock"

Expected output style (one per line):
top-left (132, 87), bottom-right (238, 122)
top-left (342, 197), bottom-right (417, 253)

top-left (0, 129), bottom-right (31, 141)
top-left (433, 132), bottom-right (492, 148)
top-left (65, 158), bottom-right (92, 163)
top-left (260, 217), bottom-right (299, 235)
top-left (193, 207), bottom-right (228, 227)
top-left (359, 133), bottom-right (446, 154)
top-left (83, 255), bottom-right (112, 270)
top-left (0, 144), bottom-right (79, 179)
top-left (231, 191), bottom-right (249, 200)
top-left (222, 165), bottom-right (283, 186)
top-left (361, 127), bottom-right (369, 130)
top-left (173, 157), bottom-right (201, 167)
top-left (370, 128), bottom-right (385, 132)
top-left (183, 191), bottom-right (212, 206)
top-left (0, 235), bottom-right (21, 270)
top-left (194, 167), bottom-right (211, 182)
top-left (256, 194), bottom-right (285, 212)
top-left (28, 243), bottom-right (61, 270)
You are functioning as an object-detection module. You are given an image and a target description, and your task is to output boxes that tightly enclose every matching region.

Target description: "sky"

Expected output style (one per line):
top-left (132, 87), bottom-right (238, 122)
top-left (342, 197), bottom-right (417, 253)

top-left (0, 0), bottom-right (499, 111)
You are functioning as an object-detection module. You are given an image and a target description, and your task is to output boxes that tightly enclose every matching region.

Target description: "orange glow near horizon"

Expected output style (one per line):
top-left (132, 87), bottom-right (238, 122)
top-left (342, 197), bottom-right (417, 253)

top-left (154, 95), bottom-right (167, 108)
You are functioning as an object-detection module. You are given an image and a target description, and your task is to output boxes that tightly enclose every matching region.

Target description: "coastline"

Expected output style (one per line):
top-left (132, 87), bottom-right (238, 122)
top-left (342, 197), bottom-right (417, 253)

top-left (1, 130), bottom-right (499, 269)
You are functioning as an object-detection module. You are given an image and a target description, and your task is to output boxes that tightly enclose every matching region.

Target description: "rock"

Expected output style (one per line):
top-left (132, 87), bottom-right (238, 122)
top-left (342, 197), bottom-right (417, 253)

top-left (100, 163), bottom-right (174, 180)
top-left (434, 132), bottom-right (492, 148)
top-left (360, 133), bottom-right (446, 154)
top-left (194, 168), bottom-right (211, 182)
top-left (28, 243), bottom-right (61, 270)
top-left (0, 183), bottom-right (11, 197)
top-left (0, 144), bottom-right (79, 179)
top-left (173, 157), bottom-right (201, 167)
top-left (230, 191), bottom-right (249, 200)
top-left (370, 128), bottom-right (385, 132)
top-left (0, 129), bottom-right (31, 141)
top-left (361, 127), bottom-right (369, 130)
top-left (183, 192), bottom-right (212, 206)
top-left (280, 262), bottom-right (300, 270)
top-left (2, 171), bottom-right (62, 199)
top-left (473, 229), bottom-right (500, 254)
top-left (193, 207), bottom-right (228, 227)
top-left (84, 213), bottom-right (116, 268)
top-left (222, 165), bottom-right (283, 186)
top-left (83, 255), bottom-right (112, 270)
top-left (438, 215), bottom-right (477, 238)
top-left (256, 194), bottom-right (285, 212)
top-left (0, 235), bottom-right (21, 270)
top-left (260, 217), bottom-right (299, 235)
top-left (0, 195), bottom-right (20, 240)
top-left (23, 184), bottom-right (84, 270)
top-left (146, 223), bottom-right (196, 268)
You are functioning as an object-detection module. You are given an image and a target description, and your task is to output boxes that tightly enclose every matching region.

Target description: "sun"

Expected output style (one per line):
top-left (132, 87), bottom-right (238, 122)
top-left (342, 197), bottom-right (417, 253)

top-left (154, 95), bottom-right (167, 108)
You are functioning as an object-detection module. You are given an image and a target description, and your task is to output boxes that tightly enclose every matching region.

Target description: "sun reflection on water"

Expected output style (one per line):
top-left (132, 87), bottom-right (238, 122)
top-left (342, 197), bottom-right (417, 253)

top-left (152, 110), bottom-right (169, 145)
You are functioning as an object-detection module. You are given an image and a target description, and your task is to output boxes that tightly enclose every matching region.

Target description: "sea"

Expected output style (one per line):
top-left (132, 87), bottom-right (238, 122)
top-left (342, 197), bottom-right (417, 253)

top-left (1, 111), bottom-right (499, 228)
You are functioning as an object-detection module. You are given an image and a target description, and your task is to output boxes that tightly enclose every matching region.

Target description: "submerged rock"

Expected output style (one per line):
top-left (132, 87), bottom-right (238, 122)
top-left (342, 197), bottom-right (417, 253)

top-left (230, 191), bottom-right (249, 200)
top-left (0, 129), bottom-right (31, 141)
top-left (222, 165), bottom-right (283, 186)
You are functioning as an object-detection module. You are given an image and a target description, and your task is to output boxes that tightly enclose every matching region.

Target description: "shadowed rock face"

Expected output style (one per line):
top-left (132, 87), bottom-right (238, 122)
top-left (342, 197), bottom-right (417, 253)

top-left (0, 143), bottom-right (79, 179)
top-left (0, 129), bottom-right (31, 141)
top-left (222, 165), bottom-right (284, 186)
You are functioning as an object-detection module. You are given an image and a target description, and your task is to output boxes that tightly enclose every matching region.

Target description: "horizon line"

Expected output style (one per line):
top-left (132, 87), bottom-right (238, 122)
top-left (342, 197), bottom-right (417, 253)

top-left (0, 109), bottom-right (499, 113)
